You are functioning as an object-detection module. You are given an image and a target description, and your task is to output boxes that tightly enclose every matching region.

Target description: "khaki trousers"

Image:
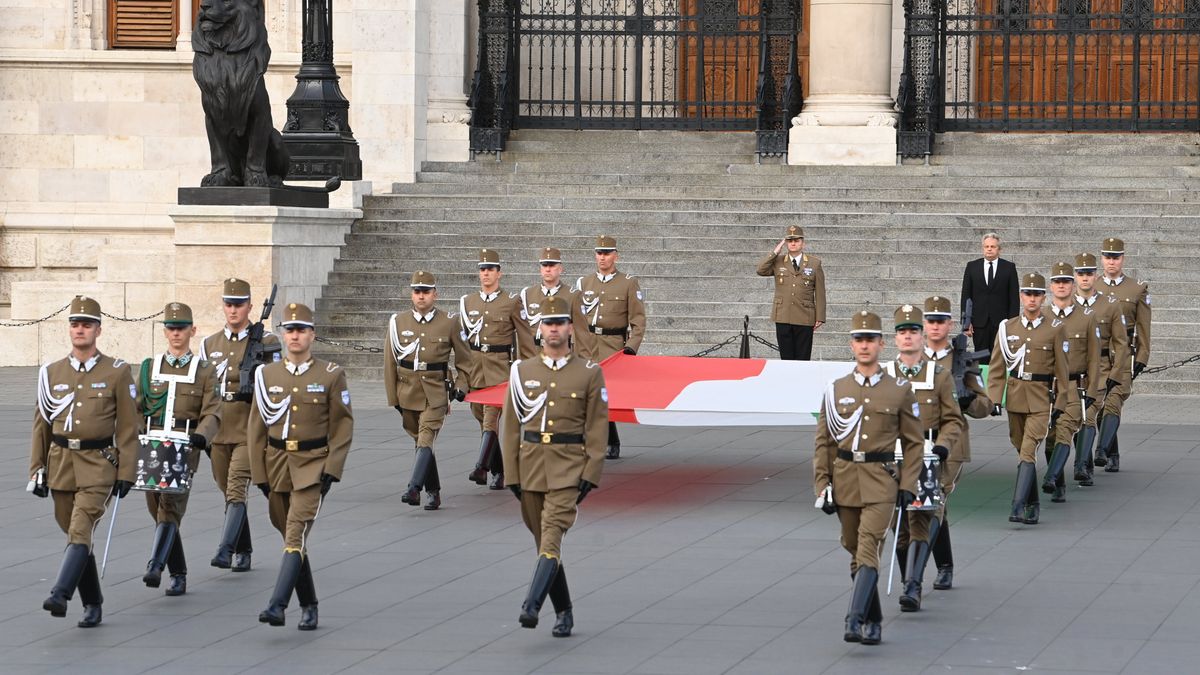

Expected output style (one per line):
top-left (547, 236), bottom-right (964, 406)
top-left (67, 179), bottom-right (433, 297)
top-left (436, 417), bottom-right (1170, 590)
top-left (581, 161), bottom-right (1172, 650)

top-left (470, 401), bottom-right (501, 433)
top-left (267, 484), bottom-right (322, 553)
top-left (837, 501), bottom-right (894, 572)
top-left (400, 406), bottom-right (446, 447)
top-left (52, 486), bottom-right (111, 548)
top-left (210, 442), bottom-right (251, 504)
top-left (145, 492), bottom-right (190, 526)
top-left (520, 488), bottom-right (580, 559)
top-left (1008, 410), bottom-right (1050, 463)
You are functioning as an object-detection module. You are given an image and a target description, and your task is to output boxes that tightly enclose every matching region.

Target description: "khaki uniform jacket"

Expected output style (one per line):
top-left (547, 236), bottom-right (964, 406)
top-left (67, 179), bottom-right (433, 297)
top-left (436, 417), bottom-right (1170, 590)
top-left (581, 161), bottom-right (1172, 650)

top-left (1076, 291), bottom-right (1132, 387)
top-left (135, 355), bottom-right (222, 465)
top-left (248, 359), bottom-right (353, 492)
top-left (575, 270), bottom-right (647, 359)
top-left (756, 251), bottom-right (827, 326)
top-left (501, 355), bottom-right (609, 491)
top-left (199, 329), bottom-right (281, 445)
top-left (926, 345), bottom-right (991, 462)
top-left (987, 312), bottom-right (1070, 415)
top-left (31, 353), bottom-right (140, 488)
top-left (459, 289), bottom-right (522, 388)
top-left (514, 285), bottom-right (586, 360)
top-left (1100, 275), bottom-right (1151, 364)
top-left (885, 360), bottom-right (966, 462)
top-left (1049, 304), bottom-right (1102, 402)
top-left (384, 309), bottom-right (469, 411)
top-left (813, 370), bottom-right (924, 507)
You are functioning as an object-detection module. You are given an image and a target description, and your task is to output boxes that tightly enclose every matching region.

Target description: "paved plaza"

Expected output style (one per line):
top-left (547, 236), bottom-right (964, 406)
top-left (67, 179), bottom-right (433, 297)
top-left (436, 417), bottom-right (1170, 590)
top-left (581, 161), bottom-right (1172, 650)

top-left (2, 366), bottom-right (1200, 674)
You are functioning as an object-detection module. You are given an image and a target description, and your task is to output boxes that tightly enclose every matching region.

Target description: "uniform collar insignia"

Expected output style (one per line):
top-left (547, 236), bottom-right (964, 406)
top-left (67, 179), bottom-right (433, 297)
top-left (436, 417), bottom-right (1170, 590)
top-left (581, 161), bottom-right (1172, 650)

top-left (924, 346), bottom-right (951, 360)
top-left (1021, 315), bottom-right (1044, 329)
top-left (896, 359), bottom-right (923, 379)
top-left (540, 354), bottom-right (572, 370)
top-left (224, 326), bottom-right (250, 341)
top-left (1051, 304), bottom-right (1073, 318)
top-left (285, 359), bottom-right (313, 376)
top-left (165, 352), bottom-right (193, 368)
top-left (412, 309), bottom-right (436, 323)
top-left (68, 353), bottom-right (100, 372)
top-left (1076, 293), bottom-right (1097, 307)
top-left (852, 370), bottom-right (884, 387)
top-left (1104, 275), bottom-right (1124, 286)
top-left (596, 271), bottom-right (616, 283)
top-left (541, 284), bottom-right (560, 296)
top-left (479, 289), bottom-right (501, 302)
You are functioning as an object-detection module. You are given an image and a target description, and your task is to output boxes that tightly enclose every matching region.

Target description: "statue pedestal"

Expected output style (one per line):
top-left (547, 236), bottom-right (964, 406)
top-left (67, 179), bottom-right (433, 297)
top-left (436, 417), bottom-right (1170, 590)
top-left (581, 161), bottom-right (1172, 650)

top-left (169, 204), bottom-right (361, 330)
top-left (178, 187), bottom-right (331, 209)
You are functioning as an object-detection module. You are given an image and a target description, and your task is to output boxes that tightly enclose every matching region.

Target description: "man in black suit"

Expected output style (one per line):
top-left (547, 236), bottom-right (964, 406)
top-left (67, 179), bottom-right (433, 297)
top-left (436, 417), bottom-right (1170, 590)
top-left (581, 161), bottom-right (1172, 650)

top-left (961, 233), bottom-right (1019, 354)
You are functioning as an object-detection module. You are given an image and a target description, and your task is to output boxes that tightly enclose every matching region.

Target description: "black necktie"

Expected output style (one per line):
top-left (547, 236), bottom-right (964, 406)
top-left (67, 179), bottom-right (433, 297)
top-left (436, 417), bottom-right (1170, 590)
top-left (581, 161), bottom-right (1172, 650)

top-left (792, 259), bottom-right (800, 272)
top-left (986, 261), bottom-right (994, 286)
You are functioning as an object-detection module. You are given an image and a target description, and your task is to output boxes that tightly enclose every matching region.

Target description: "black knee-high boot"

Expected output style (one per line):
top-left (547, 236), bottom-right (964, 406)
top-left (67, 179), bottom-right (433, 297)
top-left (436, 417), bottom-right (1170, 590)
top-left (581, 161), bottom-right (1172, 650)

top-left (76, 553), bottom-right (103, 628)
top-left (144, 522), bottom-right (178, 588)
top-left (165, 534), bottom-right (187, 596)
top-left (259, 551), bottom-right (303, 626)
top-left (606, 422), bottom-right (621, 459)
top-left (548, 564), bottom-right (574, 637)
top-left (295, 556), bottom-right (319, 631)
top-left (44, 543), bottom-right (89, 617)
top-left (932, 521), bottom-right (954, 589)
top-left (519, 555), bottom-right (560, 629)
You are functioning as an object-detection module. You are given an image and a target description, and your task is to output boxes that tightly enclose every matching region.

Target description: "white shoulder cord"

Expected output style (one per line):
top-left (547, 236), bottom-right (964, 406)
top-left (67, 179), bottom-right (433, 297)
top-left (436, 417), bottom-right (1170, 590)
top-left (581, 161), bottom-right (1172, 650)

top-left (459, 295), bottom-right (483, 346)
top-left (822, 382), bottom-right (864, 455)
top-left (253, 367), bottom-right (292, 440)
top-left (37, 364), bottom-right (76, 431)
top-left (388, 314), bottom-right (421, 368)
top-left (997, 320), bottom-right (1028, 377)
top-left (508, 361), bottom-right (550, 431)
top-left (520, 288), bottom-right (545, 344)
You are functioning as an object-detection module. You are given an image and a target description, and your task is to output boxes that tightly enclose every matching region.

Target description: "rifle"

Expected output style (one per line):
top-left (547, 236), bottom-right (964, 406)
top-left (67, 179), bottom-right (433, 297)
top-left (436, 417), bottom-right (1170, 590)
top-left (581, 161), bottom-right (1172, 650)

top-left (235, 284), bottom-right (282, 401)
top-left (952, 299), bottom-right (990, 403)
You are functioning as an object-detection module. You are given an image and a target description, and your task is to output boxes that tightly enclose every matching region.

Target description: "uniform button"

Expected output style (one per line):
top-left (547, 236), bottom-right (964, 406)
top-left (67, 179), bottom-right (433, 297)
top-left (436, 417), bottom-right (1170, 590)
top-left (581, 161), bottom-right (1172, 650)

top-left (293, 387), bottom-right (299, 392)
top-left (549, 401), bottom-right (555, 407)
top-left (291, 424), bottom-right (297, 428)
top-left (312, 398), bottom-right (319, 403)
top-left (548, 420), bottom-right (555, 426)
top-left (420, 333), bottom-right (425, 337)
top-left (550, 383), bottom-right (556, 388)
top-left (861, 434), bottom-right (869, 439)
top-left (77, 384), bottom-right (82, 389)
top-left (76, 402), bottom-right (82, 407)
top-left (863, 415), bottom-right (870, 421)
top-left (571, 392), bottom-right (577, 398)
top-left (292, 405), bottom-right (298, 411)
top-left (864, 398), bottom-right (870, 403)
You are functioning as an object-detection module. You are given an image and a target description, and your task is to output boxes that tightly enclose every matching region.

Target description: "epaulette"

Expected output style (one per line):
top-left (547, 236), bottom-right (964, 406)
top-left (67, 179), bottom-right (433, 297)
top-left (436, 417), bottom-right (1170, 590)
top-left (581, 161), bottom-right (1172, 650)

top-left (325, 362), bottom-right (340, 372)
top-left (112, 358), bottom-right (126, 368)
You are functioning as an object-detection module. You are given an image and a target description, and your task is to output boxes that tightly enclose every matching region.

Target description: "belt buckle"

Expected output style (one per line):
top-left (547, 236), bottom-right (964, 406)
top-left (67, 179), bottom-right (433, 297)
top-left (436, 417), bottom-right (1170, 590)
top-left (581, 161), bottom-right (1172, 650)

top-left (1018, 373), bottom-right (1031, 381)
top-left (285, 440), bottom-right (299, 452)
top-left (415, 363), bottom-right (427, 371)
top-left (68, 439), bottom-right (81, 450)
top-left (222, 392), bottom-right (236, 402)
top-left (852, 450), bottom-right (865, 462)
top-left (541, 433), bottom-right (552, 444)
top-left (592, 326), bottom-right (602, 334)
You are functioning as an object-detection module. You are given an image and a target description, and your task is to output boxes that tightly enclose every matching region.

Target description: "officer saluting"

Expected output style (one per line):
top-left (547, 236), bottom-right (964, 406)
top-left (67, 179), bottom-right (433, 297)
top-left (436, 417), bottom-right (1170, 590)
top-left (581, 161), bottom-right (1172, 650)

top-left (199, 278), bottom-right (281, 573)
top-left (575, 235), bottom-right (645, 459)
top-left (30, 296), bottom-right (139, 628)
top-left (135, 302), bottom-right (222, 597)
top-left (385, 271), bottom-right (469, 510)
top-left (502, 295), bottom-right (608, 638)
top-left (756, 225), bottom-right (827, 360)
top-left (987, 273), bottom-right (1069, 526)
top-left (514, 247), bottom-right (585, 361)
top-left (249, 303), bottom-right (353, 630)
top-left (813, 310), bottom-right (924, 646)
top-left (1073, 252), bottom-right (1130, 483)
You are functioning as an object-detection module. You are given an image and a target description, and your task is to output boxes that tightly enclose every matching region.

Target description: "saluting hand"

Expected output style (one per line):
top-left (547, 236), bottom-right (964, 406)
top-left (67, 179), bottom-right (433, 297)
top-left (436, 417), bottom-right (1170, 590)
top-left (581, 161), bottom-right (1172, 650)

top-left (773, 238), bottom-right (786, 255)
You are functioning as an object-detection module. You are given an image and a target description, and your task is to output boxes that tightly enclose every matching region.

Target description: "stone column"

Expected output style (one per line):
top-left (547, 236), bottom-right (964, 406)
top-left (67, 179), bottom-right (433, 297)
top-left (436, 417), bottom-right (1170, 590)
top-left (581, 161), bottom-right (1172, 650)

top-left (425, 0), bottom-right (472, 162)
top-left (177, 0), bottom-right (193, 51)
top-left (788, 0), bottom-right (898, 165)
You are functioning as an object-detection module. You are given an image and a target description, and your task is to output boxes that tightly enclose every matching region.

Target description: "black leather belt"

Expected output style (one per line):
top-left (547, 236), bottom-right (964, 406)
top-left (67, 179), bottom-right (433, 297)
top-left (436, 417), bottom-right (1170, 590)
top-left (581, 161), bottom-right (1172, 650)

top-left (1009, 370), bottom-right (1053, 382)
top-left (399, 360), bottom-right (447, 371)
top-left (469, 343), bottom-right (512, 355)
top-left (52, 435), bottom-right (112, 451)
top-left (523, 431), bottom-right (584, 444)
top-left (837, 450), bottom-right (892, 463)
top-left (267, 436), bottom-right (328, 452)
top-left (589, 326), bottom-right (627, 336)
top-left (1068, 372), bottom-right (1086, 382)
top-left (221, 391), bottom-right (251, 402)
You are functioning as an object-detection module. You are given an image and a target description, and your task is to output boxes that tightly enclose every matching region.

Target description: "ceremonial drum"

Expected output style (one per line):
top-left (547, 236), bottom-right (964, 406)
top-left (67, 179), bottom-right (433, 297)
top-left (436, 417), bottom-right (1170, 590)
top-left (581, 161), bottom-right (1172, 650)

top-left (133, 431), bottom-right (194, 494)
top-left (908, 440), bottom-right (945, 512)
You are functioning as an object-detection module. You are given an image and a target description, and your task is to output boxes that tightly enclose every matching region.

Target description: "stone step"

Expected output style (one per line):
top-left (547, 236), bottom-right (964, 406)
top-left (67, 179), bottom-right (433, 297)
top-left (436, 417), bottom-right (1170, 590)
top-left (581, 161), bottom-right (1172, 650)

top-left (933, 131), bottom-right (1200, 147)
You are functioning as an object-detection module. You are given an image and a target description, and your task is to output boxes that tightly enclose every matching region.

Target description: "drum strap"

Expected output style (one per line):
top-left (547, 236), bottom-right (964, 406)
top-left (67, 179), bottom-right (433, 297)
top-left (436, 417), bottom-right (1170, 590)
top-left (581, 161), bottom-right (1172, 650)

top-left (37, 363), bottom-right (76, 431)
top-left (139, 358), bottom-right (168, 420)
top-left (145, 354), bottom-right (199, 433)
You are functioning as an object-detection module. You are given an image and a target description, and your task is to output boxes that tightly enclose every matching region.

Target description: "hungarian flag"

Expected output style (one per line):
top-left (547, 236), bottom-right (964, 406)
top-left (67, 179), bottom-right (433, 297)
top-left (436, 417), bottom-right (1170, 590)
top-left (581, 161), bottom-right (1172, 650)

top-left (464, 352), bottom-right (855, 426)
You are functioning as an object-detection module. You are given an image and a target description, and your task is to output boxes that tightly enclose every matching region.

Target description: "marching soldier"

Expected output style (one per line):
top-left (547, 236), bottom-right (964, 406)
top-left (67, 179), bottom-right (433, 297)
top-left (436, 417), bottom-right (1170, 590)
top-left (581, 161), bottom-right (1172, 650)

top-left (30, 296), bottom-right (139, 628)
top-left (921, 295), bottom-right (991, 590)
top-left (384, 271), bottom-right (470, 510)
top-left (883, 305), bottom-right (962, 612)
top-left (756, 225), bottom-right (827, 361)
top-left (461, 249), bottom-right (522, 489)
top-left (1042, 263), bottom-right (1101, 502)
top-left (813, 310), bottom-right (923, 645)
top-left (576, 235), bottom-right (645, 459)
top-left (986, 273), bottom-right (1069, 526)
top-left (249, 303), bottom-right (352, 630)
top-left (1094, 237), bottom-right (1151, 472)
top-left (199, 278), bottom-right (281, 573)
top-left (514, 247), bottom-right (586, 361)
top-left (1073, 253), bottom-right (1131, 483)
top-left (501, 295), bottom-right (608, 638)
top-left (135, 303), bottom-right (222, 596)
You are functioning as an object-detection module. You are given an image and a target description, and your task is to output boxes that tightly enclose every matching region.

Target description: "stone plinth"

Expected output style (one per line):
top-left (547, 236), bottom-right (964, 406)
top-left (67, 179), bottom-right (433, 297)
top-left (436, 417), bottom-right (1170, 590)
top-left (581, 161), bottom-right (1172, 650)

top-left (169, 205), bottom-right (361, 332)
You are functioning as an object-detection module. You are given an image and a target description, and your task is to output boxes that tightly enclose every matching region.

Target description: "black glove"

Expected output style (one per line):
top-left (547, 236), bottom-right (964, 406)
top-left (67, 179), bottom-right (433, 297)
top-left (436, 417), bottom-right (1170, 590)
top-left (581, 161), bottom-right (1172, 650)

top-left (508, 484), bottom-right (522, 500)
top-left (931, 445), bottom-right (950, 462)
top-left (622, 347), bottom-right (636, 355)
top-left (320, 473), bottom-right (337, 497)
top-left (821, 501), bottom-right (837, 515)
top-left (1133, 362), bottom-right (1146, 377)
top-left (991, 404), bottom-right (1002, 416)
top-left (576, 480), bottom-right (596, 504)
top-left (204, 447), bottom-right (212, 458)
top-left (1082, 395), bottom-right (1096, 409)
top-left (1106, 378), bottom-right (1120, 392)
top-left (30, 472), bottom-right (48, 498)
top-left (189, 433), bottom-right (208, 450)
top-left (111, 480), bottom-right (133, 499)
top-left (258, 483), bottom-right (271, 498)
top-left (1051, 408), bottom-right (1063, 425)
top-left (957, 392), bottom-right (977, 411)
top-left (453, 389), bottom-right (467, 402)
top-left (897, 490), bottom-right (917, 509)
top-left (394, 405), bottom-right (402, 413)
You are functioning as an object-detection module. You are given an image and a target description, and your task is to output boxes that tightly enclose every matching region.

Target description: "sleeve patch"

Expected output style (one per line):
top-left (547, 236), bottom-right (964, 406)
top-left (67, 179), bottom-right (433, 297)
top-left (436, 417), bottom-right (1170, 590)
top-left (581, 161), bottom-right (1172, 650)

top-left (912, 402), bottom-right (920, 416)
top-left (1062, 341), bottom-right (1070, 353)
top-left (129, 384), bottom-right (137, 399)
top-left (341, 390), bottom-right (351, 406)
top-left (600, 387), bottom-right (608, 403)
top-left (636, 290), bottom-right (643, 301)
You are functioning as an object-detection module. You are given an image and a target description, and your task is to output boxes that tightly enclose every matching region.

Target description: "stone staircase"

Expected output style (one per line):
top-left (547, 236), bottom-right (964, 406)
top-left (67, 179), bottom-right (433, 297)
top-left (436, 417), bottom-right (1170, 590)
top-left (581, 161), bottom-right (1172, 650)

top-left (314, 130), bottom-right (1200, 396)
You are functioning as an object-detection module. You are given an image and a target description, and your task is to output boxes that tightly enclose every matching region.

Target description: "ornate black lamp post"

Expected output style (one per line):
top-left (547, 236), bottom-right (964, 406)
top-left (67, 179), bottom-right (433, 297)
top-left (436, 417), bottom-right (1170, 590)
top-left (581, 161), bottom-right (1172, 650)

top-left (283, 0), bottom-right (362, 181)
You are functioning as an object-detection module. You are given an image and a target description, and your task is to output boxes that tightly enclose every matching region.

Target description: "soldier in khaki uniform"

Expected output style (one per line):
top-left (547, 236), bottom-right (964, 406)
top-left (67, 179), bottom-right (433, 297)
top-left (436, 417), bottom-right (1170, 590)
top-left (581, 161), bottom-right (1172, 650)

top-left (460, 249), bottom-right (522, 489)
top-left (813, 310), bottom-right (924, 645)
top-left (249, 303), bottom-right (352, 630)
top-left (883, 305), bottom-right (962, 613)
top-left (1042, 263), bottom-right (1102, 502)
top-left (921, 295), bottom-right (991, 590)
top-left (501, 295), bottom-right (608, 638)
top-left (1073, 252), bottom-right (1130, 483)
top-left (30, 296), bottom-right (139, 628)
top-left (199, 278), bottom-right (282, 572)
top-left (1094, 237), bottom-right (1151, 472)
top-left (134, 302), bottom-right (222, 597)
top-left (514, 247), bottom-right (586, 361)
top-left (756, 225), bottom-right (827, 361)
top-left (987, 273), bottom-right (1069, 526)
top-left (575, 235), bottom-right (645, 459)
top-left (384, 271), bottom-right (470, 510)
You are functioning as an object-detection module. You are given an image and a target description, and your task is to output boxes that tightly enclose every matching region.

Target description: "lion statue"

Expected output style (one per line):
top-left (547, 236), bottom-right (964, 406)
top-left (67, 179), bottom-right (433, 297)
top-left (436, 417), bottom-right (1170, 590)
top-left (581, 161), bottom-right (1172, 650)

top-left (192, 0), bottom-right (289, 187)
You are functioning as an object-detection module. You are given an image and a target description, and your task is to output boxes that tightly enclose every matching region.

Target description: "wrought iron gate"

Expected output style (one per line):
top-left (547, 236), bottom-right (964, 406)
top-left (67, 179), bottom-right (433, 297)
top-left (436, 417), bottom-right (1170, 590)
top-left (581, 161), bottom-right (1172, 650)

top-left (469, 0), bottom-right (803, 157)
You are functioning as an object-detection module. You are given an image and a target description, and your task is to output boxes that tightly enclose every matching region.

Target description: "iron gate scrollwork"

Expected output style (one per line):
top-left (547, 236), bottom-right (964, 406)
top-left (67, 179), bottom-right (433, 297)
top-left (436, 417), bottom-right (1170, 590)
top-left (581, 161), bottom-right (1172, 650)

top-left (468, 0), bottom-right (804, 157)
